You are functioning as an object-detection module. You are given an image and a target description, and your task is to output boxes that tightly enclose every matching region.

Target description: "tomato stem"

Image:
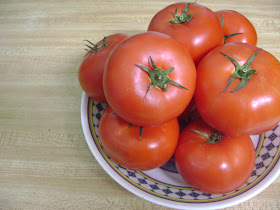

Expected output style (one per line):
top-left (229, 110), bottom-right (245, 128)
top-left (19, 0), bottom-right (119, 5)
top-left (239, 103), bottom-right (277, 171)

top-left (135, 56), bottom-right (188, 100)
top-left (190, 129), bottom-right (226, 144)
top-left (220, 14), bottom-right (244, 43)
top-left (139, 126), bottom-right (144, 140)
top-left (129, 124), bottom-right (144, 140)
top-left (219, 48), bottom-right (261, 94)
top-left (224, 33), bottom-right (243, 43)
top-left (170, 3), bottom-right (193, 24)
top-left (84, 36), bottom-right (107, 53)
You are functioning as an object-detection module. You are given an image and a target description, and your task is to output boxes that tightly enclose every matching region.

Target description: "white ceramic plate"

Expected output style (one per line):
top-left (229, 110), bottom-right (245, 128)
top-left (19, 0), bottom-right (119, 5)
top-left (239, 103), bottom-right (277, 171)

top-left (81, 93), bottom-right (280, 209)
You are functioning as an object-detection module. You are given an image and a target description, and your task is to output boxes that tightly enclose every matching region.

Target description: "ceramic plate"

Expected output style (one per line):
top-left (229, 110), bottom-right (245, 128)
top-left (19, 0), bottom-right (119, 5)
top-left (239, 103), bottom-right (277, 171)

top-left (81, 93), bottom-right (280, 209)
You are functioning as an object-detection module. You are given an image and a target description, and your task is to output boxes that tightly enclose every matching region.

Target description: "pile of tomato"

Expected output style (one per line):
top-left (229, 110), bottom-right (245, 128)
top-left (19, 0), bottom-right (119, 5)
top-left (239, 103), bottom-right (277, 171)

top-left (78, 2), bottom-right (280, 194)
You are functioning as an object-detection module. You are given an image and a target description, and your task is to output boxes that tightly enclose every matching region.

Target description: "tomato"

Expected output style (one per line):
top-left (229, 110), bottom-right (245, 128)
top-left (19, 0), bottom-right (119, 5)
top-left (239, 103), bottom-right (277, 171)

top-left (103, 32), bottom-right (196, 127)
top-left (99, 107), bottom-right (180, 171)
top-left (194, 42), bottom-right (280, 136)
top-left (78, 33), bottom-right (128, 102)
top-left (175, 118), bottom-right (255, 194)
top-left (147, 2), bottom-right (223, 65)
top-left (215, 10), bottom-right (257, 45)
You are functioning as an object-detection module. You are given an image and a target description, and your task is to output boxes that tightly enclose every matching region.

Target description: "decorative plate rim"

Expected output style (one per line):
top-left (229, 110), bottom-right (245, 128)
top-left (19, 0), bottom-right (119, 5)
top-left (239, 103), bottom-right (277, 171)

top-left (81, 93), bottom-right (280, 209)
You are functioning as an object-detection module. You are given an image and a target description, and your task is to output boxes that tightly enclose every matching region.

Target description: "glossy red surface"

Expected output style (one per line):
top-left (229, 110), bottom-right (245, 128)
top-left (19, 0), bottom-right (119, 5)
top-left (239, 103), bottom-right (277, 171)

top-left (215, 10), bottom-right (257, 45)
top-left (175, 119), bottom-right (255, 194)
top-left (78, 33), bottom-right (129, 102)
top-left (99, 107), bottom-right (180, 171)
top-left (103, 32), bottom-right (196, 126)
top-left (148, 2), bottom-right (223, 65)
top-left (195, 42), bottom-right (280, 136)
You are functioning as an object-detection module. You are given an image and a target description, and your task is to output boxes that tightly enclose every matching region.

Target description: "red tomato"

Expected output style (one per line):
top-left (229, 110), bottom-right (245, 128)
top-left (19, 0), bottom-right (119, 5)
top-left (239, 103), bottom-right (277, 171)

top-left (195, 42), bottom-right (280, 136)
top-left (103, 32), bottom-right (196, 127)
top-left (99, 107), bottom-right (180, 171)
top-left (78, 33), bottom-right (128, 102)
top-left (175, 118), bottom-right (255, 194)
top-left (148, 2), bottom-right (223, 65)
top-left (215, 10), bottom-right (257, 45)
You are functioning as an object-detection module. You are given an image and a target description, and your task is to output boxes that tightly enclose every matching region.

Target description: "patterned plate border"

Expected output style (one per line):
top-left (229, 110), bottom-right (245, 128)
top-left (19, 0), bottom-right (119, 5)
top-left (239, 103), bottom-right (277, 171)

top-left (81, 93), bottom-right (280, 209)
top-left (139, 134), bottom-right (265, 189)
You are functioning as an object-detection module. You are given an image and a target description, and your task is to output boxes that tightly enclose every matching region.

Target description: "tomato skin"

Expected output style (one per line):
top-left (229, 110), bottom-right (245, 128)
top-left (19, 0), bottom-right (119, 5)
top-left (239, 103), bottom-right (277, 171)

top-left (78, 33), bottom-right (129, 102)
top-left (99, 107), bottom-right (180, 171)
top-left (215, 10), bottom-right (257, 45)
top-left (175, 119), bottom-right (255, 194)
top-left (148, 3), bottom-right (223, 65)
top-left (103, 32), bottom-right (196, 127)
top-left (255, 120), bottom-right (279, 135)
top-left (195, 42), bottom-right (280, 136)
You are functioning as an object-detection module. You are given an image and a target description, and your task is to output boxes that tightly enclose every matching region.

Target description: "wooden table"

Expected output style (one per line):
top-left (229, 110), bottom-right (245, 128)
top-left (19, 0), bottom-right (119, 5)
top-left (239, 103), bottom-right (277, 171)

top-left (1, 0), bottom-right (279, 209)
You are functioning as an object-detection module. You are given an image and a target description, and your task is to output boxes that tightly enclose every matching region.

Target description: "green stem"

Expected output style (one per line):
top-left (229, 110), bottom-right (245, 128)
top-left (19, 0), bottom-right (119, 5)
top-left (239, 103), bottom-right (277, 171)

top-left (170, 3), bottom-right (193, 24)
top-left (219, 48), bottom-right (261, 94)
top-left (190, 129), bottom-right (226, 144)
top-left (139, 126), bottom-right (144, 140)
top-left (84, 36), bottom-right (107, 53)
top-left (220, 14), bottom-right (244, 43)
top-left (129, 124), bottom-right (144, 140)
top-left (224, 32), bottom-right (243, 43)
top-left (135, 56), bottom-right (188, 100)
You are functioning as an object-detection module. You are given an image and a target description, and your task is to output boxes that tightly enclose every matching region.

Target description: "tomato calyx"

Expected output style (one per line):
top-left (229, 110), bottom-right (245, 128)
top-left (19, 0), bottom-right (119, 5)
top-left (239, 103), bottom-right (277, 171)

top-left (190, 129), bottom-right (226, 144)
top-left (220, 15), bottom-right (244, 43)
top-left (220, 48), bottom-right (262, 94)
top-left (170, 3), bottom-right (193, 24)
top-left (135, 56), bottom-right (188, 100)
top-left (224, 33), bottom-right (244, 43)
top-left (129, 124), bottom-right (144, 140)
top-left (84, 36), bottom-right (107, 53)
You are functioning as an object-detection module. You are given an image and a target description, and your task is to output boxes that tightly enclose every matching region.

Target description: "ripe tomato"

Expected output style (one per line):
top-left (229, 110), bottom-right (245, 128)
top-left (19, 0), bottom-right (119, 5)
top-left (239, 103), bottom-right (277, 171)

top-left (78, 33), bottom-right (128, 102)
top-left (215, 10), bottom-right (257, 45)
top-left (175, 118), bottom-right (255, 194)
top-left (195, 42), bottom-right (280, 136)
top-left (99, 107), bottom-right (180, 171)
top-left (148, 2), bottom-right (223, 65)
top-left (103, 32), bottom-right (196, 127)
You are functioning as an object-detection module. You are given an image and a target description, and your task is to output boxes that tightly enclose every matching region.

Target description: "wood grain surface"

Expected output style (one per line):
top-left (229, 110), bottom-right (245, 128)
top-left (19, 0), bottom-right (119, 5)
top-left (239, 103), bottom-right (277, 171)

top-left (0, 0), bottom-right (279, 209)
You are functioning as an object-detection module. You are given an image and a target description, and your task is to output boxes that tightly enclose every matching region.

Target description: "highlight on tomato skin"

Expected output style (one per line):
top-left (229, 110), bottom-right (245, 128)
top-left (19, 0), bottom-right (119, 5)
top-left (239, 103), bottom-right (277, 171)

top-left (215, 10), bottom-right (257, 45)
top-left (147, 2), bottom-right (224, 65)
top-left (194, 42), bottom-right (280, 137)
top-left (103, 31), bottom-right (196, 127)
top-left (78, 33), bottom-right (129, 102)
top-left (99, 106), bottom-right (180, 171)
top-left (175, 118), bottom-right (256, 194)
